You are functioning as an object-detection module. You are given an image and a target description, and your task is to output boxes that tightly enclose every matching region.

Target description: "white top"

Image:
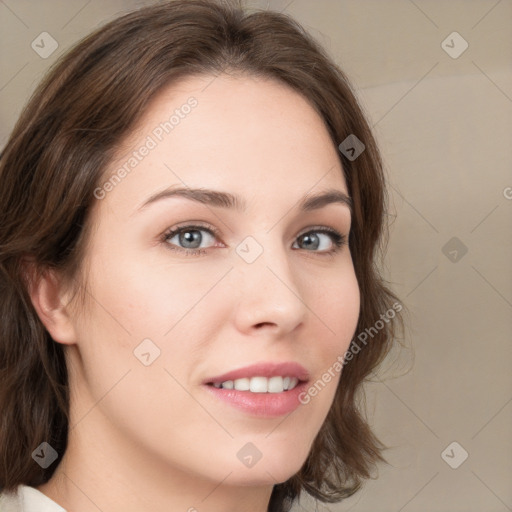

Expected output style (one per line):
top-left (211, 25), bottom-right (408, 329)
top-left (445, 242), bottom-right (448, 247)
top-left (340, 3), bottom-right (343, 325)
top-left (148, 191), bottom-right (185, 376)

top-left (0, 485), bottom-right (67, 512)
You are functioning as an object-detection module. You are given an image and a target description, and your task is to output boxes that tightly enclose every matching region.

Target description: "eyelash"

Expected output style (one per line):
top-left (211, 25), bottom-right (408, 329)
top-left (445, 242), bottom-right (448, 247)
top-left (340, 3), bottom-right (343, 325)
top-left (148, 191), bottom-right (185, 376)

top-left (161, 223), bottom-right (348, 257)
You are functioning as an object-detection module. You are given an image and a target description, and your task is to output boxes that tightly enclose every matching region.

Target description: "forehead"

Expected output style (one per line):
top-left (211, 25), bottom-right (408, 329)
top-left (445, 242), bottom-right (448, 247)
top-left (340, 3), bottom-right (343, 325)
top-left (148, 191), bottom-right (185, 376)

top-left (97, 73), bottom-right (348, 217)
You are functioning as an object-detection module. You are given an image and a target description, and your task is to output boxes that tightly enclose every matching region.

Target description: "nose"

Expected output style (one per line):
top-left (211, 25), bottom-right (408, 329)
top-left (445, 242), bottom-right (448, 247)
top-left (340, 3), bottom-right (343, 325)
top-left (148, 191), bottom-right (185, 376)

top-left (232, 237), bottom-right (308, 337)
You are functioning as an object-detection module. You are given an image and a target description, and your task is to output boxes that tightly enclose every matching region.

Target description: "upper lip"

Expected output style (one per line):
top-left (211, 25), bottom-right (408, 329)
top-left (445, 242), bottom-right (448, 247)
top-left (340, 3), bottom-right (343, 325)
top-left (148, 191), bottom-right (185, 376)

top-left (203, 362), bottom-right (310, 385)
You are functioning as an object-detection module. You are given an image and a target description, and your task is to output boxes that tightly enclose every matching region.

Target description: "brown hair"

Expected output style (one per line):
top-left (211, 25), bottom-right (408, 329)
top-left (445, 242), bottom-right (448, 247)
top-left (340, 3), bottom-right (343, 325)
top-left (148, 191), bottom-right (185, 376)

top-left (0, 0), bottom-right (404, 510)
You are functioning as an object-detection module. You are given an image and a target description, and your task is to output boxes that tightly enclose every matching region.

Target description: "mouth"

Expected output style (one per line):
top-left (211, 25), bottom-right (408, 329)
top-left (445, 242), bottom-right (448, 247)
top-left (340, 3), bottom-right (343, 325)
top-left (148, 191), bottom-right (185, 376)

top-left (203, 375), bottom-right (308, 418)
top-left (202, 361), bottom-right (310, 417)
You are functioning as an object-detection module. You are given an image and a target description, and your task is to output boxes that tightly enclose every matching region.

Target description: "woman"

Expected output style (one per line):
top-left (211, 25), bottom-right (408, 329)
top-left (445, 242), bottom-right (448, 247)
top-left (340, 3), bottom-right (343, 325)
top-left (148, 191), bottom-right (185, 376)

top-left (0, 0), bottom-right (404, 511)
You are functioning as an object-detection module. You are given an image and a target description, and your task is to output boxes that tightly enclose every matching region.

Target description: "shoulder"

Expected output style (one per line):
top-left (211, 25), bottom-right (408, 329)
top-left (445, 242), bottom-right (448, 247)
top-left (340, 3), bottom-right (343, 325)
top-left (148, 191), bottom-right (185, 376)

top-left (0, 486), bottom-right (21, 512)
top-left (0, 485), bottom-right (67, 512)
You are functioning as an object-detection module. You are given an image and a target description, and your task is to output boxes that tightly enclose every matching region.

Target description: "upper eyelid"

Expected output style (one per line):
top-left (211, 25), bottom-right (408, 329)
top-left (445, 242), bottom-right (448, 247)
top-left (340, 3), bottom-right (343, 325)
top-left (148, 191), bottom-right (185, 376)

top-left (164, 222), bottom-right (343, 233)
top-left (163, 222), bottom-right (219, 237)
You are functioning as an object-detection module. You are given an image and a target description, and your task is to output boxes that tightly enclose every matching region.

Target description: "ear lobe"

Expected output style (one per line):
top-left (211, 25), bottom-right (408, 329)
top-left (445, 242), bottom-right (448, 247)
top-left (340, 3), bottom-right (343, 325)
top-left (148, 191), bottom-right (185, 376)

top-left (23, 261), bottom-right (78, 345)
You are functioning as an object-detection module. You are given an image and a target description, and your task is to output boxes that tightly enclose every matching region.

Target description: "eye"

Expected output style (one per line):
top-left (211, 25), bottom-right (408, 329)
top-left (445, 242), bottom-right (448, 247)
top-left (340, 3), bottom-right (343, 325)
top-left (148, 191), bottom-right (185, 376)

top-left (161, 223), bottom-right (348, 257)
top-left (162, 224), bottom-right (219, 256)
top-left (293, 227), bottom-right (347, 256)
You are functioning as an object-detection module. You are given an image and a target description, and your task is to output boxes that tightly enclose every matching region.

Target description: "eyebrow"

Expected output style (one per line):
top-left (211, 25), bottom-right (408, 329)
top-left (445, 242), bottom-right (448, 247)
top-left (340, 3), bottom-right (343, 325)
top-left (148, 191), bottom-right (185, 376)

top-left (136, 186), bottom-right (352, 215)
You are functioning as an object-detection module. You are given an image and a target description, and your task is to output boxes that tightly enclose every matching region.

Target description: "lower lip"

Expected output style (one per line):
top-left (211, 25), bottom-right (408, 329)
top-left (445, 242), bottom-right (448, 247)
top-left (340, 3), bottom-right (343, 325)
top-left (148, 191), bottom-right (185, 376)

top-left (202, 381), bottom-right (308, 418)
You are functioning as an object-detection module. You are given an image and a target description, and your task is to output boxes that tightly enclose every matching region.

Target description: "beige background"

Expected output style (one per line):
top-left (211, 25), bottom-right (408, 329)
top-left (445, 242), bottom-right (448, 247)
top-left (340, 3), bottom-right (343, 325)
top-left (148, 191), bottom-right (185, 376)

top-left (1, 1), bottom-right (511, 511)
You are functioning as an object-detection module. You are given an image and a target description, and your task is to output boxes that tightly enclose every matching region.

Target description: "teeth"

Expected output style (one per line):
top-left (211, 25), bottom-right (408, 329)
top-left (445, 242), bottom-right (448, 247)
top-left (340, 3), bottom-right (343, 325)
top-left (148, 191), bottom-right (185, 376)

top-left (268, 376), bottom-right (283, 393)
top-left (213, 376), bottom-right (300, 393)
top-left (234, 378), bottom-right (250, 391)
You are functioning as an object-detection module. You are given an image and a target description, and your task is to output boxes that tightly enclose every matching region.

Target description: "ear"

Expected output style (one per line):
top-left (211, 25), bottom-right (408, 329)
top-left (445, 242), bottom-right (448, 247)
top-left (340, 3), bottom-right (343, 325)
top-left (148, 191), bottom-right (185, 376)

top-left (23, 261), bottom-right (78, 345)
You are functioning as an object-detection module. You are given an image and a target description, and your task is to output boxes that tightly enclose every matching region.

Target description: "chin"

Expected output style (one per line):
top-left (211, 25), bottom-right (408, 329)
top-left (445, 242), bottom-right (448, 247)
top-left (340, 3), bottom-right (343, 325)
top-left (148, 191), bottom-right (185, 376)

top-left (227, 466), bottom-right (299, 488)
top-left (230, 446), bottom-right (309, 487)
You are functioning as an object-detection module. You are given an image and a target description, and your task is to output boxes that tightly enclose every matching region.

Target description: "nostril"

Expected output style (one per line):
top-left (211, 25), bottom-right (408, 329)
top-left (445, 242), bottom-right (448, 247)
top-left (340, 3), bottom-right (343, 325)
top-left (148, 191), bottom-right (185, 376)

top-left (255, 322), bottom-right (274, 328)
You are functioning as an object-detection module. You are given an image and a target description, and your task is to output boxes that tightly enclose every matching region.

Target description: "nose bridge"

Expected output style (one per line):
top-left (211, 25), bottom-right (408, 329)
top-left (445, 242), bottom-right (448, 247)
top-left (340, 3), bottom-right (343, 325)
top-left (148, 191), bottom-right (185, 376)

top-left (232, 232), bottom-right (307, 331)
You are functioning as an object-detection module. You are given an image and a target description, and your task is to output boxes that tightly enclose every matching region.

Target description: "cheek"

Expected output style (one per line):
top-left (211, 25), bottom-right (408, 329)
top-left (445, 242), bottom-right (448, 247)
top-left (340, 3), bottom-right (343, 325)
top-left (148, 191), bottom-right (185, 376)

top-left (302, 263), bottom-right (360, 404)
top-left (337, 274), bottom-right (361, 350)
top-left (73, 250), bottom-right (224, 406)
top-left (314, 260), bottom-right (361, 354)
top-left (83, 244), bottom-right (221, 340)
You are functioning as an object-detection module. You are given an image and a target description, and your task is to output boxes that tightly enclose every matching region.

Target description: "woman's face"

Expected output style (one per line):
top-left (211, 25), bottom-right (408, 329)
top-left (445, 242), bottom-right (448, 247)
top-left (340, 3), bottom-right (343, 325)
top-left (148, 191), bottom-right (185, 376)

top-left (65, 73), bottom-right (360, 489)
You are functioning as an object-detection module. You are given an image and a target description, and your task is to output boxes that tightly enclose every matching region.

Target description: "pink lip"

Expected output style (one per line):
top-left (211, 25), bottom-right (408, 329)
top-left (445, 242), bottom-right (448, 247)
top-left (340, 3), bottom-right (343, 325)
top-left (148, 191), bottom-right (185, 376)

top-left (203, 361), bottom-right (310, 385)
top-left (203, 381), bottom-right (309, 417)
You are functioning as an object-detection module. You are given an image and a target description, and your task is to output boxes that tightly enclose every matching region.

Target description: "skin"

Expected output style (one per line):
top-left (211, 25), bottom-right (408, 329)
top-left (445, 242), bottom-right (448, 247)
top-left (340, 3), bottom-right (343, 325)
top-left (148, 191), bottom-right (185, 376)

top-left (31, 73), bottom-right (360, 512)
